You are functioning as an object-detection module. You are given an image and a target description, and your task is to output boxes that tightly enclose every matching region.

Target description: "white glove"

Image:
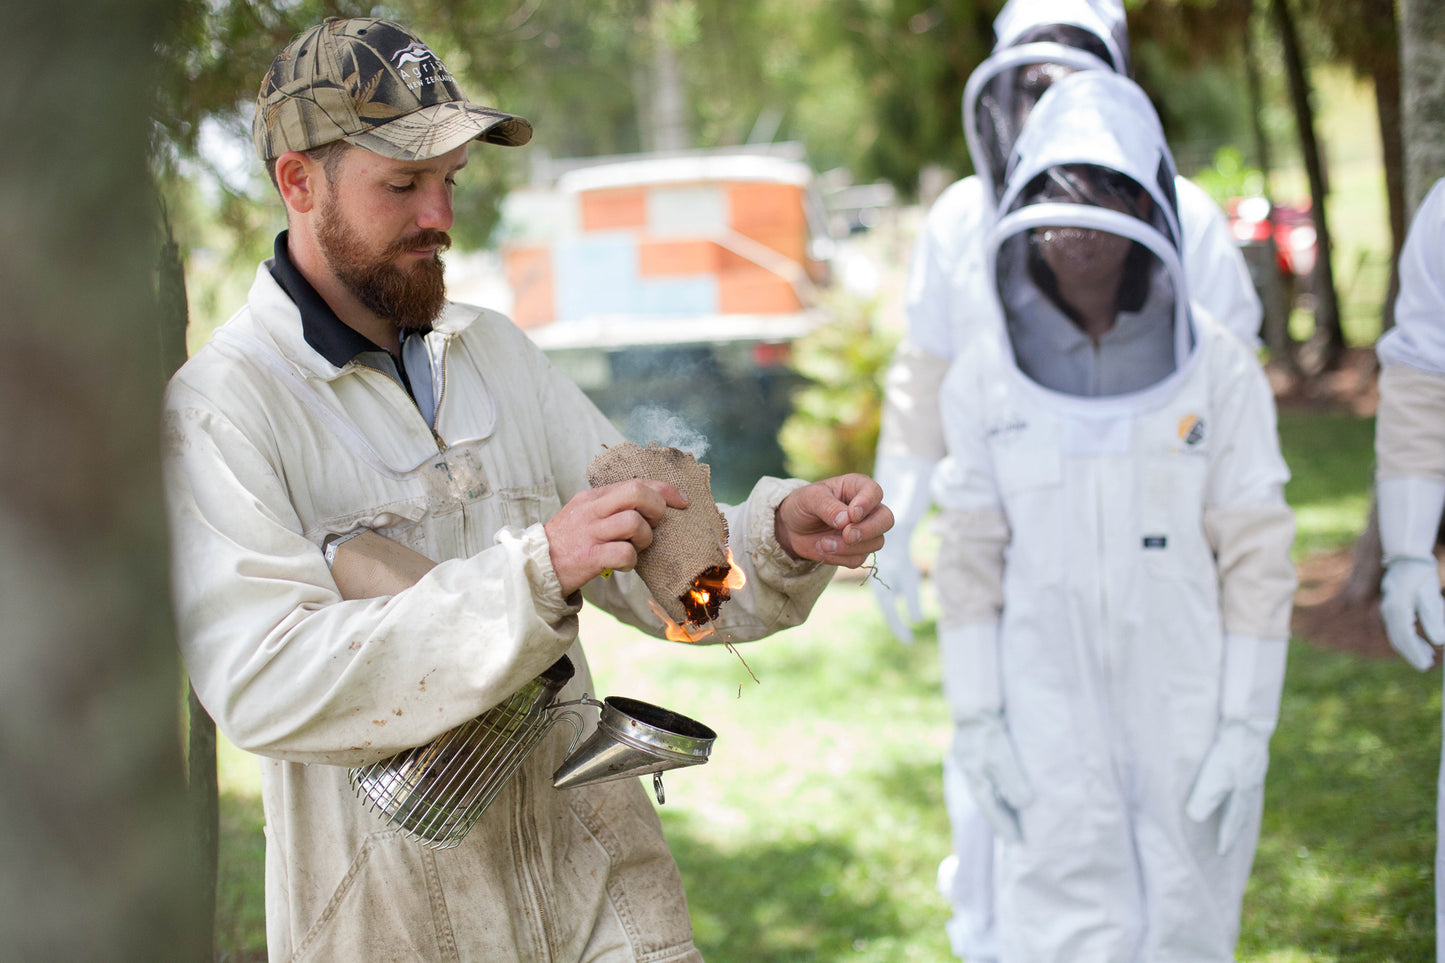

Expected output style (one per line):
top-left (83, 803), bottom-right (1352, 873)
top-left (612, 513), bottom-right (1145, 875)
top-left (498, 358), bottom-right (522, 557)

top-left (1377, 476), bottom-right (1445, 670)
top-left (1185, 718), bottom-right (1272, 856)
top-left (871, 524), bottom-right (924, 643)
top-left (940, 623), bottom-right (1032, 842)
top-left (871, 454), bottom-right (935, 644)
top-left (1185, 633), bottom-right (1287, 856)
top-left (952, 710), bottom-right (1033, 844)
top-left (1380, 558), bottom-right (1445, 671)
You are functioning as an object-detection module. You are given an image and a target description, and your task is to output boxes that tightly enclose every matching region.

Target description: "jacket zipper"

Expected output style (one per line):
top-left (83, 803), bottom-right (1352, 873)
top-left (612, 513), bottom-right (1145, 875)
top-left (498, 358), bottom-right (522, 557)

top-left (430, 335), bottom-right (450, 452)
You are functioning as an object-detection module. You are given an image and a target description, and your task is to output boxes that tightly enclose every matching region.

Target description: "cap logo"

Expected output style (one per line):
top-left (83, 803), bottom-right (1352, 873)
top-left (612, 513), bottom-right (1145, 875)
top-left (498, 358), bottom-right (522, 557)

top-left (390, 41), bottom-right (453, 91)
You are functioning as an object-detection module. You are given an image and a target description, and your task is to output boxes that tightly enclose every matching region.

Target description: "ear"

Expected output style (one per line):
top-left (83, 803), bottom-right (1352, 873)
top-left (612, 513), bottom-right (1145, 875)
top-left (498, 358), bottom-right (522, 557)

top-left (275, 151), bottom-right (320, 215)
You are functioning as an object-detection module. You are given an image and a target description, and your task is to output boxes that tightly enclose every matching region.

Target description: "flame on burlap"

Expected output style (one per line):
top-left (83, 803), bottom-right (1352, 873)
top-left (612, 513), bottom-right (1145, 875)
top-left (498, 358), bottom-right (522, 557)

top-left (586, 442), bottom-right (733, 626)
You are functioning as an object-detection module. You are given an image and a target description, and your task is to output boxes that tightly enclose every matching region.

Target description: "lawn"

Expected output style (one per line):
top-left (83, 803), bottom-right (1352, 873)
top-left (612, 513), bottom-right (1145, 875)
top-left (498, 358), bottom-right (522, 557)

top-left (207, 402), bottom-right (1440, 962)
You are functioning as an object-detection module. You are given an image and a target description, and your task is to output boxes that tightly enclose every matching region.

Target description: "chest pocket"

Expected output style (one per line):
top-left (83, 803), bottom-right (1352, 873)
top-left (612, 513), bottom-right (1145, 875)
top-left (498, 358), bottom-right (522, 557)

top-left (1137, 452), bottom-right (1210, 580)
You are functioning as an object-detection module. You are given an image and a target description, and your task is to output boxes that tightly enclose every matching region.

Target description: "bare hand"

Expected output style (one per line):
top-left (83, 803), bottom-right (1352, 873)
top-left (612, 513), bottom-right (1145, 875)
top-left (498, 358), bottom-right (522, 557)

top-left (544, 479), bottom-right (690, 596)
top-left (775, 473), bottom-right (894, 568)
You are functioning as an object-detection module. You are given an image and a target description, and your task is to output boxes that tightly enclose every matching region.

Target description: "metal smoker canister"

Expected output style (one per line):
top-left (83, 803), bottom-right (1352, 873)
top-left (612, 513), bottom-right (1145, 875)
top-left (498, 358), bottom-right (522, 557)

top-left (348, 655), bottom-right (578, 850)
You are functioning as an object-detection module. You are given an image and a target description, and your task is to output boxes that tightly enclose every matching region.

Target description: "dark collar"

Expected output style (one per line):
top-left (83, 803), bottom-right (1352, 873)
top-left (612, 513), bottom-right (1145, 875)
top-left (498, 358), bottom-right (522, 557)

top-left (267, 230), bottom-right (387, 368)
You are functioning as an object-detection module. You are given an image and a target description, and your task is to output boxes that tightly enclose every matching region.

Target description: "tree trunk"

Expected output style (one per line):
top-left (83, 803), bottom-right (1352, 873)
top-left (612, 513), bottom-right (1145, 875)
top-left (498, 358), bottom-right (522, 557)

top-left (1374, 28), bottom-right (1405, 339)
top-left (1271, 0), bottom-right (1346, 374)
top-left (1400, 0), bottom-right (1445, 208)
top-left (159, 211), bottom-right (218, 961)
top-left (1243, 2), bottom-right (1298, 365)
top-left (0, 0), bottom-right (204, 958)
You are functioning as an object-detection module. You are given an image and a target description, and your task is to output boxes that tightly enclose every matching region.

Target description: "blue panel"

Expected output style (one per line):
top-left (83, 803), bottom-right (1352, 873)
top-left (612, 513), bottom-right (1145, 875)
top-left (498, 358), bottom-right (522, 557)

top-left (637, 277), bottom-right (719, 317)
top-left (554, 233), bottom-right (639, 320)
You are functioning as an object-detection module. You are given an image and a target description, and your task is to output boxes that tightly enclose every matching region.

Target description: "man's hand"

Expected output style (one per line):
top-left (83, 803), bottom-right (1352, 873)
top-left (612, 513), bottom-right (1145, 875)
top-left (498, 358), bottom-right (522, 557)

top-left (545, 480), bottom-right (690, 596)
top-left (775, 473), bottom-right (894, 568)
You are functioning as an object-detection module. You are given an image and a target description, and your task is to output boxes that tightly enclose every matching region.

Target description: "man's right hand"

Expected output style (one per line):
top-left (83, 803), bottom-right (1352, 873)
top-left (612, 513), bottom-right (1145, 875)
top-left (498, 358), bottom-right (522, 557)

top-left (544, 479), bottom-right (690, 597)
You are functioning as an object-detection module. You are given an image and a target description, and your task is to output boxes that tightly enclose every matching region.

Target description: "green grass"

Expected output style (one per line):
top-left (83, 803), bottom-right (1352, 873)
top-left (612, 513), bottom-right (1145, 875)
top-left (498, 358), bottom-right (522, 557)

top-left (1278, 409), bottom-right (1375, 559)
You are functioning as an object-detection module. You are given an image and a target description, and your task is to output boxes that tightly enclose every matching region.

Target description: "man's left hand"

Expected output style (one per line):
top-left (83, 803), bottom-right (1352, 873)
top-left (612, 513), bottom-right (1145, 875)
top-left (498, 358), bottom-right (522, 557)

top-left (775, 473), bottom-right (893, 568)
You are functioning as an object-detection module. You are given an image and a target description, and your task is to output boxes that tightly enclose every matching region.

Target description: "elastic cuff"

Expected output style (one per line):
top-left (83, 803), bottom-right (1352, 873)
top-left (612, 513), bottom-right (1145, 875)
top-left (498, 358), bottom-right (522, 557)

top-left (750, 476), bottom-right (824, 582)
top-left (504, 523), bottom-right (584, 627)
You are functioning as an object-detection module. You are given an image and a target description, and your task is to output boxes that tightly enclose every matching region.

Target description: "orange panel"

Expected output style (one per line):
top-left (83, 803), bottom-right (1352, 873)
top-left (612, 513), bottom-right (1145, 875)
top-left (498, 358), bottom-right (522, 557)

top-left (719, 268), bottom-right (804, 314)
top-left (502, 245), bottom-right (555, 327)
top-left (729, 182), bottom-right (807, 234)
top-left (638, 239), bottom-right (722, 277)
top-left (580, 187), bottom-right (647, 231)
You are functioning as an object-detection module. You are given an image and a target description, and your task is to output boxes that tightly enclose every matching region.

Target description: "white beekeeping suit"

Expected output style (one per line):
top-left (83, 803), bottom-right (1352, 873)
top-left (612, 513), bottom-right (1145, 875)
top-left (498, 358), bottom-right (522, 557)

top-left (1374, 176), bottom-right (1445, 963)
top-left (931, 71), bottom-right (1296, 962)
top-left (870, 3), bottom-right (1263, 958)
top-left (873, 0), bottom-right (1261, 642)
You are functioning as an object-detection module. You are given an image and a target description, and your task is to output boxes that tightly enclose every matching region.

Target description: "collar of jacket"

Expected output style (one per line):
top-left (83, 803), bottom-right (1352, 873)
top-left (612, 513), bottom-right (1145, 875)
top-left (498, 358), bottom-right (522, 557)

top-left (232, 257), bottom-right (498, 473)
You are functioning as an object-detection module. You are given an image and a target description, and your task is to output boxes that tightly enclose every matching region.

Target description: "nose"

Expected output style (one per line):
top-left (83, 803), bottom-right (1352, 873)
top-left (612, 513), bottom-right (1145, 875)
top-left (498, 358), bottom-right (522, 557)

top-left (416, 182), bottom-right (455, 232)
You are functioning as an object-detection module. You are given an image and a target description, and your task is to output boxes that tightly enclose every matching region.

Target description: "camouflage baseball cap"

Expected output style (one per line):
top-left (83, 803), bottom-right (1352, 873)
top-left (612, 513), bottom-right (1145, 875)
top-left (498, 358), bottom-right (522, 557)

top-left (253, 18), bottom-right (532, 163)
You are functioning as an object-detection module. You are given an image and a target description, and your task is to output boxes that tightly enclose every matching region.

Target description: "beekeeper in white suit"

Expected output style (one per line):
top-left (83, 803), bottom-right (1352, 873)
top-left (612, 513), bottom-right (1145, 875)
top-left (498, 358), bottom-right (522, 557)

top-left (931, 70), bottom-right (1296, 962)
top-left (1374, 176), bottom-right (1445, 963)
top-left (870, 2), bottom-right (1262, 957)
top-left (873, 0), bottom-right (1261, 647)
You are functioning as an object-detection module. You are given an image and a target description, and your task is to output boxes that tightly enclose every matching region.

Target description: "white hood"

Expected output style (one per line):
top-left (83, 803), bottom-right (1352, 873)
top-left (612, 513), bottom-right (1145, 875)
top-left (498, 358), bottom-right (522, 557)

top-left (964, 0), bottom-right (1130, 201)
top-left (987, 71), bottom-right (1196, 404)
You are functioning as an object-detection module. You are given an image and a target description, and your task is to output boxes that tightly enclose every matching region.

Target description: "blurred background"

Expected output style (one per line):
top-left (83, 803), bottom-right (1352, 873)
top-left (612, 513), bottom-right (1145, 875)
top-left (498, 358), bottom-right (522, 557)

top-left (11, 0), bottom-right (1438, 960)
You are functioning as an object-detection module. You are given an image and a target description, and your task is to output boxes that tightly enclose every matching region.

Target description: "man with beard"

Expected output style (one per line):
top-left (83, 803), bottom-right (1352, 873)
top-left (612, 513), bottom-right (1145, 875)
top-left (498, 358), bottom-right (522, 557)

top-left (162, 18), bottom-right (892, 962)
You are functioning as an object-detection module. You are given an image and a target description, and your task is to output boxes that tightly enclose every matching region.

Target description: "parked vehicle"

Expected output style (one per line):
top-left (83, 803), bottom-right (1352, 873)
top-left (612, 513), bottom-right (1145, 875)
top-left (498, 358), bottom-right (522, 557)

top-left (496, 144), bottom-right (836, 501)
top-left (1225, 195), bottom-right (1318, 342)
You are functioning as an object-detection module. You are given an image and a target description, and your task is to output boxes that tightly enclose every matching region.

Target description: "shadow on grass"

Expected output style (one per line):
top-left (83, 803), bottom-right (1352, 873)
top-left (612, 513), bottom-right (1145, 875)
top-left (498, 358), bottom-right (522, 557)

top-left (1241, 641), bottom-right (1440, 961)
top-left (661, 752), bottom-right (954, 963)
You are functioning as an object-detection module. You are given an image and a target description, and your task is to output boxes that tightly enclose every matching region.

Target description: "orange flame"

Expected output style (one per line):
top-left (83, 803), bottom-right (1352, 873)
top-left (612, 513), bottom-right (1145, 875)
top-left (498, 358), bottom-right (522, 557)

top-left (654, 549), bottom-right (746, 644)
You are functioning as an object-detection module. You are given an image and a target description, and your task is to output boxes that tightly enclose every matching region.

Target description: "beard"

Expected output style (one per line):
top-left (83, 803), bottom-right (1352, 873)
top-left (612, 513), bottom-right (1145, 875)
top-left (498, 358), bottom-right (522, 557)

top-left (316, 198), bottom-right (450, 334)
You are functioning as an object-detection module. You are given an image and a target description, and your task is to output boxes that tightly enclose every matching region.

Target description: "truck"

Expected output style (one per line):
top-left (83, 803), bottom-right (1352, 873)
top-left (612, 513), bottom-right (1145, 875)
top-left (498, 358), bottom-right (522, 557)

top-left (496, 143), bottom-right (837, 501)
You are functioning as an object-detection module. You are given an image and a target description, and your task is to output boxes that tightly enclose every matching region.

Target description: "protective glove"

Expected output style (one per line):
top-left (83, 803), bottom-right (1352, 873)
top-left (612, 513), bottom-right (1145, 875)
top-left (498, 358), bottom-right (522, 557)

top-left (870, 454), bottom-right (935, 643)
top-left (1185, 717), bottom-right (1272, 856)
top-left (1186, 632), bottom-right (1287, 856)
top-left (952, 710), bottom-right (1033, 844)
top-left (940, 622), bottom-right (1032, 843)
top-left (1380, 557), bottom-right (1445, 671)
top-left (1377, 476), bottom-right (1445, 671)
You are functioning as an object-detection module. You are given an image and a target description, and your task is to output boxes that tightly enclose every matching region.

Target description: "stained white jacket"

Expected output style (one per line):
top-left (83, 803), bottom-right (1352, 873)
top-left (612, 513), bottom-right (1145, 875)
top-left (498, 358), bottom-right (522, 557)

top-left (162, 262), bottom-right (834, 962)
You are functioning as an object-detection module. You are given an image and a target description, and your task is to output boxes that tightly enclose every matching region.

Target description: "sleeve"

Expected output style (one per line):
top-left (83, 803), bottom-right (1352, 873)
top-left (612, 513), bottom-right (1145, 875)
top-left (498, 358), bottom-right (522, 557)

top-left (1177, 177), bottom-right (1264, 349)
top-left (930, 358), bottom-right (1010, 628)
top-left (1378, 178), bottom-right (1445, 376)
top-left (1199, 338), bottom-right (1298, 642)
top-left (163, 383), bottom-right (583, 769)
top-left (877, 178), bottom-right (989, 471)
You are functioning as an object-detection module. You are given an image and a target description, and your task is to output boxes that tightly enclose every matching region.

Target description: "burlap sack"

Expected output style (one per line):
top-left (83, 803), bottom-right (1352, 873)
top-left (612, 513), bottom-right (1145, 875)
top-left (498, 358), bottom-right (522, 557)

top-left (587, 442), bottom-right (731, 625)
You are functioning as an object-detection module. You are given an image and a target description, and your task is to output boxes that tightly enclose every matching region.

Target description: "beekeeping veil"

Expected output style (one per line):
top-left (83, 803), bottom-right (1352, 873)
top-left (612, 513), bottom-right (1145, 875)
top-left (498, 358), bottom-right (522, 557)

top-left (988, 70), bottom-right (1194, 401)
top-left (965, 0), bottom-right (1130, 202)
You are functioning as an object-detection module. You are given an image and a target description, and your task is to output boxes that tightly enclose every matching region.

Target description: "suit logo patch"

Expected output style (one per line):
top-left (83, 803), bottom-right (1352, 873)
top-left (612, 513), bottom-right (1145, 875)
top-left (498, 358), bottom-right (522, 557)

top-left (1177, 414), bottom-right (1205, 447)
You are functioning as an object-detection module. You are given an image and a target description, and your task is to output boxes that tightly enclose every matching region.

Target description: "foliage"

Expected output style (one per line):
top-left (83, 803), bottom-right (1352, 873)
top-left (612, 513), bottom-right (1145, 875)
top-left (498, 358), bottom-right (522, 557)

top-left (778, 294), bottom-right (900, 481)
top-left (1194, 145), bottom-right (1271, 207)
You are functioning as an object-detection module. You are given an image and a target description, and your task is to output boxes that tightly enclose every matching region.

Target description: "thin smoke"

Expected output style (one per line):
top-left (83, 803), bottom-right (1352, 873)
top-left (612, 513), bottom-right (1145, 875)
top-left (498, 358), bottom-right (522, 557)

top-left (625, 405), bottom-right (710, 460)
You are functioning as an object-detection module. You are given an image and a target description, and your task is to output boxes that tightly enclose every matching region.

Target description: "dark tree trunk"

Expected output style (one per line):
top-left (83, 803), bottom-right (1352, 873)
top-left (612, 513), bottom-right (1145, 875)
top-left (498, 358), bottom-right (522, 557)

top-left (1243, 3), bottom-right (1299, 365)
top-left (1272, 0), bottom-right (1347, 373)
top-left (0, 0), bottom-right (205, 958)
top-left (159, 212), bottom-right (218, 961)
